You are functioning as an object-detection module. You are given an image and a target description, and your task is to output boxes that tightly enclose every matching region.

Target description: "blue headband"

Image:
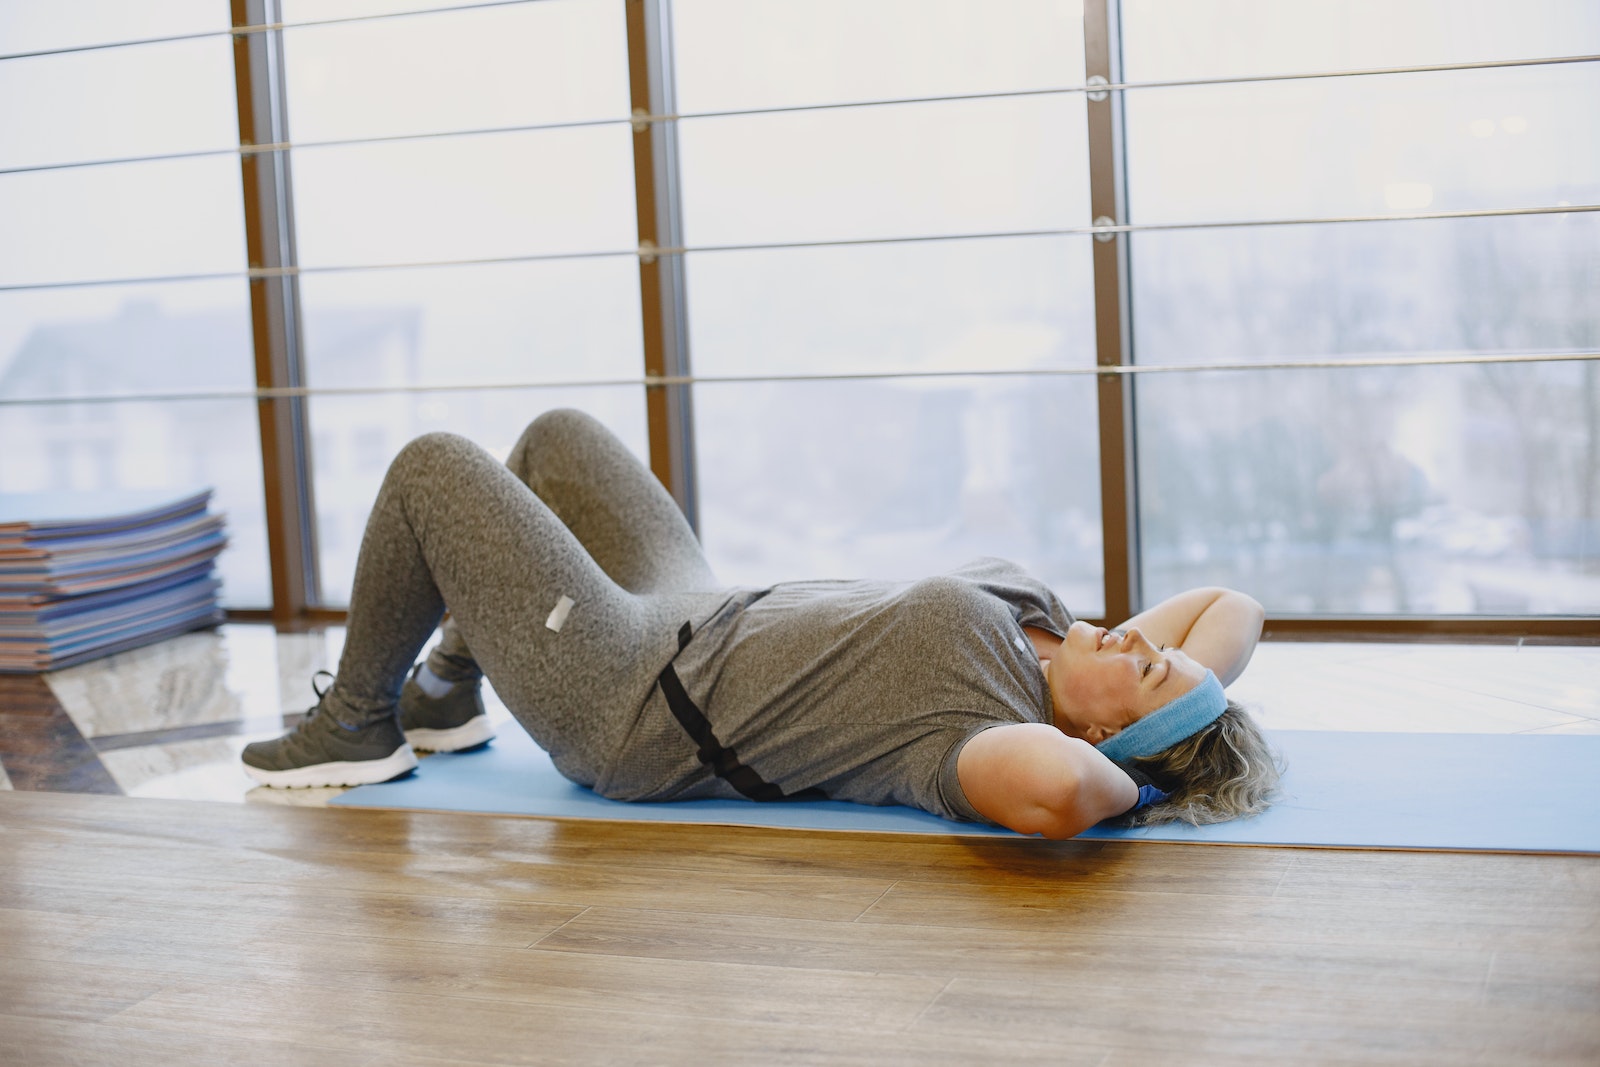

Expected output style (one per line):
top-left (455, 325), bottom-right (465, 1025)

top-left (1095, 669), bottom-right (1228, 761)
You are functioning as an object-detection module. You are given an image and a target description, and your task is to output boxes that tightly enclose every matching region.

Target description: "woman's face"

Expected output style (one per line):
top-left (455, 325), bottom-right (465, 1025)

top-left (1046, 621), bottom-right (1209, 744)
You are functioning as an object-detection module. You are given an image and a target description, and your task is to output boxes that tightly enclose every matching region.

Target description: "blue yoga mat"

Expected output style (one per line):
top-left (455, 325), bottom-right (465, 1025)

top-left (332, 725), bottom-right (1600, 853)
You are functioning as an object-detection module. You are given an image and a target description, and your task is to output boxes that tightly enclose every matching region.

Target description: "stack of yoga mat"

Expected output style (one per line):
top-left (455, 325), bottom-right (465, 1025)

top-left (0, 489), bottom-right (227, 672)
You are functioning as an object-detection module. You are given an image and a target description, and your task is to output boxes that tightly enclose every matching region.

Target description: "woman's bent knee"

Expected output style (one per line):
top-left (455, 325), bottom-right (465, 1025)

top-left (522, 408), bottom-right (607, 451)
top-left (386, 431), bottom-right (489, 485)
top-left (507, 408), bottom-right (612, 478)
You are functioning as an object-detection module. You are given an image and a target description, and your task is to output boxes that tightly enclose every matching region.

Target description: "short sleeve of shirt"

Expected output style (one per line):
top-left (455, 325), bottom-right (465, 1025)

top-left (935, 723), bottom-right (1008, 826)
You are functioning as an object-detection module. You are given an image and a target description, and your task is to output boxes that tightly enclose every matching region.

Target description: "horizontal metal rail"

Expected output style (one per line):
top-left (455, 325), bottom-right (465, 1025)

top-left (3, 202), bottom-right (1596, 294)
top-left (5, 52), bottom-right (1597, 178)
top-left (0, 0), bottom-right (559, 61)
top-left (3, 349), bottom-right (1595, 408)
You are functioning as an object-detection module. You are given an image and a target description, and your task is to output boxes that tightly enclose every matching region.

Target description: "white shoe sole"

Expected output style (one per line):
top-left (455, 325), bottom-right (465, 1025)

top-left (243, 744), bottom-right (419, 789)
top-left (404, 715), bottom-right (496, 753)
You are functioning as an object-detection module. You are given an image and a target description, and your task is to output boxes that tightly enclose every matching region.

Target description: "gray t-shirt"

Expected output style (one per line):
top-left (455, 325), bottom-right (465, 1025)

top-left (597, 558), bottom-right (1075, 822)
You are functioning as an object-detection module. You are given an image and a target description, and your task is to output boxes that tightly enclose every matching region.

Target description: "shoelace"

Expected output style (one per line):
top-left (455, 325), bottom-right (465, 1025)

top-left (299, 669), bottom-right (336, 725)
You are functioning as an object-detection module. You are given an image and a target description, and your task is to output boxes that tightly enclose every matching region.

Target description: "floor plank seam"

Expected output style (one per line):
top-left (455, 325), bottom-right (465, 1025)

top-left (1479, 950), bottom-right (1498, 1007)
top-left (899, 975), bottom-right (955, 1034)
top-left (1269, 861), bottom-right (1292, 899)
top-left (526, 905), bottom-right (591, 949)
top-left (59, 975), bottom-right (174, 1030)
top-left (850, 880), bottom-right (900, 923)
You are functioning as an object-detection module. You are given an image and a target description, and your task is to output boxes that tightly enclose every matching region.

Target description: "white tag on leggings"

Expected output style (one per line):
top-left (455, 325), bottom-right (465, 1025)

top-left (545, 595), bottom-right (575, 632)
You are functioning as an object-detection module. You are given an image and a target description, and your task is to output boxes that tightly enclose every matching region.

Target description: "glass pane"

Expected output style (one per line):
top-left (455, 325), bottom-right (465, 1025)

top-left (280, 0), bottom-right (511, 22)
top-left (300, 259), bottom-right (642, 389)
top-left (0, 0), bottom-right (223, 55)
top-left (0, 38), bottom-right (238, 171)
top-left (1122, 0), bottom-right (1600, 82)
top-left (1126, 61), bottom-right (1600, 225)
top-left (282, 0), bottom-right (628, 144)
top-left (695, 378), bottom-right (1104, 616)
top-left (687, 235), bottom-right (1096, 378)
top-left (679, 96), bottom-right (1090, 247)
top-left (1135, 364), bottom-right (1600, 615)
top-left (1124, 63), bottom-right (1600, 225)
top-left (308, 387), bottom-right (648, 606)
top-left (679, 7), bottom-right (1100, 608)
top-left (0, 155), bottom-right (248, 285)
top-left (0, 3), bottom-right (262, 609)
top-left (0, 279), bottom-right (254, 399)
top-left (673, 0), bottom-right (1085, 112)
top-left (0, 398), bottom-right (272, 608)
top-left (289, 126), bottom-right (637, 267)
top-left (1130, 213), bottom-right (1600, 366)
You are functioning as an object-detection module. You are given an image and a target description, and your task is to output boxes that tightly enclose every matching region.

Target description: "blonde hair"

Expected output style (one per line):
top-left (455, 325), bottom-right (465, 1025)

top-left (1120, 700), bottom-right (1282, 827)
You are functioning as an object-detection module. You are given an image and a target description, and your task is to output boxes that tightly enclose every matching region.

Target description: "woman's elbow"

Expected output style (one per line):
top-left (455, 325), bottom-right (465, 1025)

top-left (959, 726), bottom-right (1125, 839)
top-left (1014, 773), bottom-right (1098, 840)
top-left (1238, 590), bottom-right (1266, 623)
top-left (1209, 586), bottom-right (1264, 620)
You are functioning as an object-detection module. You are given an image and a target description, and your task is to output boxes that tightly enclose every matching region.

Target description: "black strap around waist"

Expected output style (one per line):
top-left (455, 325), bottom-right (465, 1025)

top-left (658, 621), bottom-right (824, 802)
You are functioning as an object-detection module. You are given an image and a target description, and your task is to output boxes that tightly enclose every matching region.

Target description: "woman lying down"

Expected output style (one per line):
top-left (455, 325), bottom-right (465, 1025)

top-left (243, 409), bottom-right (1280, 839)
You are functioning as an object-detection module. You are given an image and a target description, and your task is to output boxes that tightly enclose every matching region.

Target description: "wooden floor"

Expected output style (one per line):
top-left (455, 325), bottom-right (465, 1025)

top-left (2, 789), bottom-right (1597, 1066)
top-left (3, 630), bottom-right (1598, 1063)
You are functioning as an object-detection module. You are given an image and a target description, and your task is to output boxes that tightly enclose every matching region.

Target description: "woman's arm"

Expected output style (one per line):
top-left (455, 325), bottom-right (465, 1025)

top-left (1117, 587), bottom-right (1264, 686)
top-left (956, 723), bottom-right (1137, 838)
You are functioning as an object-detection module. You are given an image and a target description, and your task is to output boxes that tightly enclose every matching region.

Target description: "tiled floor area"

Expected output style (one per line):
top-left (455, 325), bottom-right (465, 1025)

top-left (1, 624), bottom-right (1596, 806)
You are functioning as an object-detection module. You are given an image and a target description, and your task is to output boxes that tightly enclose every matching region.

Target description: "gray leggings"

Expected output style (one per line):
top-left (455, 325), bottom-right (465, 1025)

top-left (325, 408), bottom-right (725, 784)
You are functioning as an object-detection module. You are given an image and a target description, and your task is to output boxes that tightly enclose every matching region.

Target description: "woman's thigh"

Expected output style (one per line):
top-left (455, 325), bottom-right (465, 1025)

top-left (506, 408), bottom-right (718, 595)
top-left (377, 431), bottom-right (655, 779)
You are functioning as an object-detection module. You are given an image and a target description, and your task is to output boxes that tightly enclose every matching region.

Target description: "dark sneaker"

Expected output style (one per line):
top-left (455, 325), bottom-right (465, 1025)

top-left (398, 664), bottom-right (495, 752)
top-left (242, 674), bottom-right (417, 788)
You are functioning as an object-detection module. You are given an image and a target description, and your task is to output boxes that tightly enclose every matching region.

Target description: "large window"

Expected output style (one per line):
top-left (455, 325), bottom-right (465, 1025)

top-left (0, 0), bottom-right (270, 605)
top-left (2, 0), bottom-right (1594, 625)
top-left (278, 0), bottom-right (645, 602)
top-left (1121, 0), bottom-right (1600, 615)
top-left (674, 0), bottom-right (1102, 607)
